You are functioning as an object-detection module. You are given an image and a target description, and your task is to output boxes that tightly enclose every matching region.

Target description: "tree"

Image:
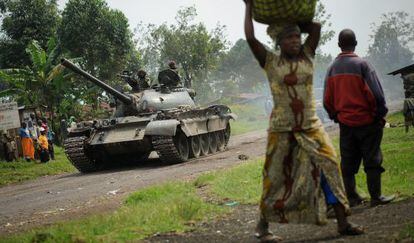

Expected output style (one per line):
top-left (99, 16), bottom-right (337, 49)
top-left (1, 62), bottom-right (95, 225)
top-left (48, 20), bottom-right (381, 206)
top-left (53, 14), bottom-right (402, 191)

top-left (313, 1), bottom-right (335, 94)
top-left (136, 6), bottom-right (228, 102)
top-left (366, 12), bottom-right (414, 99)
top-left (59, 0), bottom-right (134, 82)
top-left (0, 0), bottom-right (59, 68)
top-left (0, 38), bottom-right (76, 132)
top-left (213, 39), bottom-right (266, 94)
top-left (314, 1), bottom-right (335, 48)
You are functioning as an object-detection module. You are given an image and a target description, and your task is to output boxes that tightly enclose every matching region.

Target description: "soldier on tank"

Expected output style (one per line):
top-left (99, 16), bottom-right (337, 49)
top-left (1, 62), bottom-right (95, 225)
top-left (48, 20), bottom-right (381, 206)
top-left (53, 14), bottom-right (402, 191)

top-left (126, 69), bottom-right (150, 92)
top-left (158, 61), bottom-right (181, 88)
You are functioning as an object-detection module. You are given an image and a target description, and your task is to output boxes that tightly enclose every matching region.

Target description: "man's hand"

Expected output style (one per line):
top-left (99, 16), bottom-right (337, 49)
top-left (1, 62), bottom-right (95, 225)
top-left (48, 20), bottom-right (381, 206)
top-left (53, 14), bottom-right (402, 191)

top-left (379, 118), bottom-right (386, 128)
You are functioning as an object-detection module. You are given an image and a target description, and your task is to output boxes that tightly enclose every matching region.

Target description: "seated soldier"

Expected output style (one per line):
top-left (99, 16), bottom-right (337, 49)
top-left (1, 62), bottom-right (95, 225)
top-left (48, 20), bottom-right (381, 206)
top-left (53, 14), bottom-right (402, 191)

top-left (127, 69), bottom-right (150, 92)
top-left (136, 69), bottom-right (150, 90)
top-left (158, 61), bottom-right (181, 88)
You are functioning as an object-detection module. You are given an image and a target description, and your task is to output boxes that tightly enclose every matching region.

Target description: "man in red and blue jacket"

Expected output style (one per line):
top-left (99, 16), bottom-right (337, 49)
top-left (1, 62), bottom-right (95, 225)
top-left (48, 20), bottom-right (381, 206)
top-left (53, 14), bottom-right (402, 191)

top-left (324, 29), bottom-right (394, 207)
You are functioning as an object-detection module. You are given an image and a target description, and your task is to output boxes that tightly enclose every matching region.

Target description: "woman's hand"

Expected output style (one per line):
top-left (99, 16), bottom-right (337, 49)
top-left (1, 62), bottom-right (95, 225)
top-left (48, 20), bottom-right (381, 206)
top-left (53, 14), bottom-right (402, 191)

top-left (301, 21), bottom-right (321, 56)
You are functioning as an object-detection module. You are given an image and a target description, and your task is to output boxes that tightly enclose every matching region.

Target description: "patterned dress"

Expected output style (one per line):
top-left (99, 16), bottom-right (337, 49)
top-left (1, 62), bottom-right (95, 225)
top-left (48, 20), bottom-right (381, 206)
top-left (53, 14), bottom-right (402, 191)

top-left (260, 45), bottom-right (350, 225)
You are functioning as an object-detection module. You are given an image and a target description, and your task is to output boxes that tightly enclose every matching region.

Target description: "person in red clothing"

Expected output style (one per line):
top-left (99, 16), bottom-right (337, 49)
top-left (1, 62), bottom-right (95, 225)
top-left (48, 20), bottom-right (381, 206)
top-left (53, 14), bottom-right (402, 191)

top-left (324, 29), bottom-right (394, 207)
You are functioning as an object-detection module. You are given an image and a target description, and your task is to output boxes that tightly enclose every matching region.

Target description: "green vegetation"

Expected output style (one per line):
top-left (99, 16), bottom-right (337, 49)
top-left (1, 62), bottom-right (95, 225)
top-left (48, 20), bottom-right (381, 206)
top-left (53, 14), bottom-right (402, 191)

top-left (229, 104), bottom-right (269, 135)
top-left (0, 147), bottom-right (76, 186)
top-left (194, 159), bottom-right (263, 204)
top-left (399, 224), bottom-right (414, 241)
top-left (3, 182), bottom-right (225, 243)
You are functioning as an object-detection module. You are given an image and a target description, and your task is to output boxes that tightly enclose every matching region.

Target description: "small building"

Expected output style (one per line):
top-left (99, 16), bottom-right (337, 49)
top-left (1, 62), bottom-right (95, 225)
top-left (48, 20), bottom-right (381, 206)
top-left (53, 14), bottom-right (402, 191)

top-left (388, 64), bottom-right (414, 131)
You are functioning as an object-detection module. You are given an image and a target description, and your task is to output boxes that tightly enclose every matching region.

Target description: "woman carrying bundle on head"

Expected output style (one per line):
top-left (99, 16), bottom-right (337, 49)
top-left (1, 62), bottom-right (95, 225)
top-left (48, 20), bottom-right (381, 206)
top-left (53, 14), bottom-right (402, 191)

top-left (242, 0), bottom-right (364, 242)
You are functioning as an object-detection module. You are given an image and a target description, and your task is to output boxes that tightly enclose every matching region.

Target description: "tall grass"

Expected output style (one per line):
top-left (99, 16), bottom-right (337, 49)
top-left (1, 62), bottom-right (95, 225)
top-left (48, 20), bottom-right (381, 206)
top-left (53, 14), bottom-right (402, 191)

top-left (3, 182), bottom-right (226, 242)
top-left (0, 147), bottom-right (76, 186)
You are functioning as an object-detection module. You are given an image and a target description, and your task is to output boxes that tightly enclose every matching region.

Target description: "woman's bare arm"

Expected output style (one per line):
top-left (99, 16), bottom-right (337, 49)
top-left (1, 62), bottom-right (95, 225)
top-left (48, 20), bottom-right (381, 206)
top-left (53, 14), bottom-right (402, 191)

top-left (244, 0), bottom-right (267, 68)
top-left (300, 22), bottom-right (321, 56)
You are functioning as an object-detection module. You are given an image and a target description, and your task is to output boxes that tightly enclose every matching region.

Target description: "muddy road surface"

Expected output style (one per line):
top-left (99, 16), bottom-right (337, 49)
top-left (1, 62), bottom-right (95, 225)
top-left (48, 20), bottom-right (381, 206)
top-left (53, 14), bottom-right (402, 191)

top-left (0, 130), bottom-right (271, 234)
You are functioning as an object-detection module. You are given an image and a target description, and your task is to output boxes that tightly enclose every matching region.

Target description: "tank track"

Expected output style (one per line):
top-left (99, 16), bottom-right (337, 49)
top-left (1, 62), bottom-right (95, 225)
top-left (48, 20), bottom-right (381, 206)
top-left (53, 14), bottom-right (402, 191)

top-left (152, 128), bottom-right (229, 164)
top-left (64, 136), bottom-right (98, 173)
top-left (152, 136), bottom-right (184, 164)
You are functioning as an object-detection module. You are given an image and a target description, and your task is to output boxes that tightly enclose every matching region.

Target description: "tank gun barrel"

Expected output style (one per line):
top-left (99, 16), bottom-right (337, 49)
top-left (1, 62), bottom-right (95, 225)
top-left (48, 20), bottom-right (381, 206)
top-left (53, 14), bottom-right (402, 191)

top-left (61, 59), bottom-right (133, 105)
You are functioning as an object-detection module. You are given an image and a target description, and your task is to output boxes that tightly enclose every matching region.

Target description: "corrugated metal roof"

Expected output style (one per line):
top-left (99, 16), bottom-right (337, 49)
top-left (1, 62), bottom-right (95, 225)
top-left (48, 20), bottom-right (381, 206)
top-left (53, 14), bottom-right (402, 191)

top-left (388, 64), bottom-right (414, 75)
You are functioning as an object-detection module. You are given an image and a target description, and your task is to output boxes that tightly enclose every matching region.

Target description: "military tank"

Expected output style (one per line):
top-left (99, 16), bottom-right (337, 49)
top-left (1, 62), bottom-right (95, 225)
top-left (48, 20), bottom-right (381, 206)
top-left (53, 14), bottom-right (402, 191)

top-left (61, 59), bottom-right (236, 173)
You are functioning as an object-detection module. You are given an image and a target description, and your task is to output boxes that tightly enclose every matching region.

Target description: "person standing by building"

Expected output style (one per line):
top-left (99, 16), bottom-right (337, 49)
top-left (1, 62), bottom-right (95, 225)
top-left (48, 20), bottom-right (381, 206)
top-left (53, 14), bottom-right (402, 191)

top-left (5, 134), bottom-right (17, 162)
top-left (47, 125), bottom-right (55, 160)
top-left (323, 29), bottom-right (395, 207)
top-left (19, 122), bottom-right (35, 161)
top-left (0, 131), bottom-right (7, 161)
top-left (27, 114), bottom-right (38, 140)
top-left (243, 1), bottom-right (363, 241)
top-left (41, 118), bottom-right (55, 160)
top-left (38, 127), bottom-right (49, 163)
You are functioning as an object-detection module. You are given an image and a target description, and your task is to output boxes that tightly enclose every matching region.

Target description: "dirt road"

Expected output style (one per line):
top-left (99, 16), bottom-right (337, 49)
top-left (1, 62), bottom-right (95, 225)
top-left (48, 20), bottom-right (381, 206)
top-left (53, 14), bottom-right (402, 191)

top-left (148, 199), bottom-right (414, 243)
top-left (0, 130), bottom-right (269, 235)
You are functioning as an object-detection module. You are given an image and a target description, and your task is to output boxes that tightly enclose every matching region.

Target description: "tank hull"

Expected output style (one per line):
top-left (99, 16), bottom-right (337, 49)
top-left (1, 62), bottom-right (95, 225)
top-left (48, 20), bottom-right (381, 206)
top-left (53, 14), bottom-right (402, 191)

top-left (65, 105), bottom-right (235, 173)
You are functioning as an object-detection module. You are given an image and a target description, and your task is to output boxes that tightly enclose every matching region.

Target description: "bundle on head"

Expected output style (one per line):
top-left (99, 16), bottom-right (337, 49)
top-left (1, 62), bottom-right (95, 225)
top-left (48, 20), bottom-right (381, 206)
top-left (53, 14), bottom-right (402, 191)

top-left (252, 0), bottom-right (317, 25)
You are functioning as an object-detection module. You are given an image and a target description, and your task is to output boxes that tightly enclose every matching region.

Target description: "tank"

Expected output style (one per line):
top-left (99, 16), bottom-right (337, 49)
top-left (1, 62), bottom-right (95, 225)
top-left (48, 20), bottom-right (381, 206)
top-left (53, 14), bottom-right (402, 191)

top-left (61, 59), bottom-right (236, 173)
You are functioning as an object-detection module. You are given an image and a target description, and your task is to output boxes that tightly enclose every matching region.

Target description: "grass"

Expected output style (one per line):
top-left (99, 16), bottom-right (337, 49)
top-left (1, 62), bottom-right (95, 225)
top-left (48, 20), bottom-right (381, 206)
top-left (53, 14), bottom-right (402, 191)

top-left (399, 223), bottom-right (414, 241)
top-left (0, 147), bottom-right (76, 186)
top-left (3, 182), bottom-right (225, 243)
top-left (194, 159), bottom-right (263, 204)
top-left (229, 104), bottom-right (269, 135)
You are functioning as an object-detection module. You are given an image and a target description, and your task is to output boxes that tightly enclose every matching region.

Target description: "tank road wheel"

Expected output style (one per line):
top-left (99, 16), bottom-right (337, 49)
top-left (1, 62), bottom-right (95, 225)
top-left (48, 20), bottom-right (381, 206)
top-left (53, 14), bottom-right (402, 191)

top-left (200, 133), bottom-right (210, 156)
top-left (190, 136), bottom-right (201, 158)
top-left (174, 132), bottom-right (190, 161)
top-left (224, 123), bottom-right (231, 147)
top-left (64, 136), bottom-right (98, 173)
top-left (216, 131), bottom-right (226, 151)
top-left (152, 130), bottom-right (189, 164)
top-left (209, 132), bottom-right (218, 154)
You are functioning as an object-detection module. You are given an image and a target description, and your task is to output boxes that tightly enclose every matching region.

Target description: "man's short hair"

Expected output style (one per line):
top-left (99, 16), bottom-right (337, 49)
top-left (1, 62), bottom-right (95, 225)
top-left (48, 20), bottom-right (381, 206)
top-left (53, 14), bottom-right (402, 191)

top-left (338, 29), bottom-right (357, 48)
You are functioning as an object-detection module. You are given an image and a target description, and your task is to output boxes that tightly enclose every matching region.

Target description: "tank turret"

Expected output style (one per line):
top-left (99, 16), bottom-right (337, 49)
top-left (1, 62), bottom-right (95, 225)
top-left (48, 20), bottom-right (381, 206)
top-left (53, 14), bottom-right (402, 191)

top-left (61, 58), bottom-right (196, 117)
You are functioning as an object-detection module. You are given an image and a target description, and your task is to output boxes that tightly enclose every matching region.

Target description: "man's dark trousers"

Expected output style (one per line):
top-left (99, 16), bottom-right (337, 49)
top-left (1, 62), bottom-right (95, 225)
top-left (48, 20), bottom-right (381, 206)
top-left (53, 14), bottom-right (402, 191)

top-left (339, 121), bottom-right (385, 202)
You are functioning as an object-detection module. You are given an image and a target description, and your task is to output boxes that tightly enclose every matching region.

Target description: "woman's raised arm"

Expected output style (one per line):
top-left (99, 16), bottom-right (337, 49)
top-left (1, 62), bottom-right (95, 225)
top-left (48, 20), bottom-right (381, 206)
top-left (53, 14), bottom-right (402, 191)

top-left (243, 0), bottom-right (267, 68)
top-left (300, 21), bottom-right (321, 56)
